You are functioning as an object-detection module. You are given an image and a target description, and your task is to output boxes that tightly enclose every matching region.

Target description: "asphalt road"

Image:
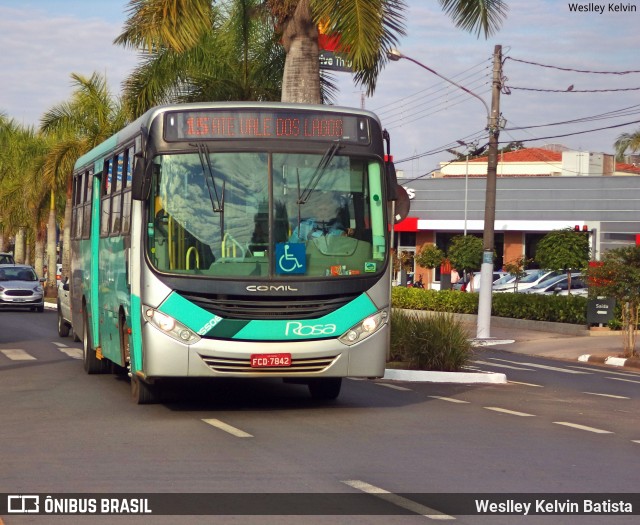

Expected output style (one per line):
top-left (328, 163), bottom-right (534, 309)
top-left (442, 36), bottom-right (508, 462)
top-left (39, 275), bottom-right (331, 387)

top-left (1, 309), bottom-right (639, 525)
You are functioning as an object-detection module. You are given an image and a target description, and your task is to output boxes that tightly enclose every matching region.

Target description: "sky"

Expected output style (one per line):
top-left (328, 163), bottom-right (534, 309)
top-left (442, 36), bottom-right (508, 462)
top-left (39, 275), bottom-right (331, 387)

top-left (1, 0), bottom-right (639, 181)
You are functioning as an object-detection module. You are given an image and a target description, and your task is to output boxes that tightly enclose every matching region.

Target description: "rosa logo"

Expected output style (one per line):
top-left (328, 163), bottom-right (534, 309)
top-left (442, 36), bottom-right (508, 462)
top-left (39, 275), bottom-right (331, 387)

top-left (285, 321), bottom-right (337, 337)
top-left (198, 316), bottom-right (222, 335)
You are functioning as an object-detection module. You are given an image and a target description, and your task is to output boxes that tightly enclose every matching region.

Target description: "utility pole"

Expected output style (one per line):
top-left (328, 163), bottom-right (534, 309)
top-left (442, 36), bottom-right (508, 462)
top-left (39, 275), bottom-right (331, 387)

top-left (476, 44), bottom-right (503, 339)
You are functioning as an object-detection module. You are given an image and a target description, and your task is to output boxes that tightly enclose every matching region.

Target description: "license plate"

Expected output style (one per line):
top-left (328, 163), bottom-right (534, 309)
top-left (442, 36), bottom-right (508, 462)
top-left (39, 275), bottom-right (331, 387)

top-left (250, 353), bottom-right (292, 368)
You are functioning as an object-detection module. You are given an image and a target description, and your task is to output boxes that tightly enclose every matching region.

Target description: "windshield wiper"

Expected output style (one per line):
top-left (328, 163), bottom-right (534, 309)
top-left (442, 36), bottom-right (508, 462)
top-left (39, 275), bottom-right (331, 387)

top-left (195, 142), bottom-right (224, 213)
top-left (297, 141), bottom-right (342, 205)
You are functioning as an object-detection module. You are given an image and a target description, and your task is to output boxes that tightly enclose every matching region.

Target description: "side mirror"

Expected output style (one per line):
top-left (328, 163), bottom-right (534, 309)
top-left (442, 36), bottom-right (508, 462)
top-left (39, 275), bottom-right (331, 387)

top-left (392, 185), bottom-right (410, 224)
top-left (385, 158), bottom-right (398, 201)
top-left (131, 153), bottom-right (152, 201)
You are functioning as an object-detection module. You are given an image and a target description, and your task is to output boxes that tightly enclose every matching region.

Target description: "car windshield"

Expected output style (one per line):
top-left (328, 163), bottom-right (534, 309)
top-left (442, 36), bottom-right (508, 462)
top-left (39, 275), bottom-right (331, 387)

top-left (147, 151), bottom-right (387, 279)
top-left (530, 273), bottom-right (565, 289)
top-left (494, 274), bottom-right (517, 285)
top-left (519, 270), bottom-right (548, 283)
top-left (0, 267), bottom-right (37, 281)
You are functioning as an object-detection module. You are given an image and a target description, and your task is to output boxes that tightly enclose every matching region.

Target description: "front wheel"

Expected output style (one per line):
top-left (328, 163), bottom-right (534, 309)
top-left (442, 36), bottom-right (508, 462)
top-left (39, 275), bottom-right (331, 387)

top-left (131, 375), bottom-right (159, 404)
top-left (308, 378), bottom-right (342, 400)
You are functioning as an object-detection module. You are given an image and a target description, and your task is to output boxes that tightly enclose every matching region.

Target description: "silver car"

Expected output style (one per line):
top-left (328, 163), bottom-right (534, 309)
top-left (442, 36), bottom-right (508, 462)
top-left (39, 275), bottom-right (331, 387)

top-left (0, 264), bottom-right (45, 312)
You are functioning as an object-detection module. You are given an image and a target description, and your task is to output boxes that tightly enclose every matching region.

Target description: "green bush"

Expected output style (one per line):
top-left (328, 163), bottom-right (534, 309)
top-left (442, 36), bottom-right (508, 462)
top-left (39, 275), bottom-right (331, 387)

top-left (390, 310), bottom-right (473, 371)
top-left (392, 287), bottom-right (591, 325)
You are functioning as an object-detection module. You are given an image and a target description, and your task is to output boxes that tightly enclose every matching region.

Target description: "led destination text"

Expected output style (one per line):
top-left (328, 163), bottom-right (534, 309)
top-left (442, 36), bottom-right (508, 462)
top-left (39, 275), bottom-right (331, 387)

top-left (184, 116), bottom-right (344, 139)
top-left (164, 110), bottom-right (369, 143)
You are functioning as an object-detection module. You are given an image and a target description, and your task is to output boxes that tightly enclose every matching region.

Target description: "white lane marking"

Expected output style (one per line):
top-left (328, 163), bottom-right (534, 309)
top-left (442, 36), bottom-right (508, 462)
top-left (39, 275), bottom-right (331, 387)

top-left (583, 392), bottom-right (630, 399)
top-left (429, 396), bottom-right (470, 404)
top-left (59, 348), bottom-right (83, 360)
top-left (342, 480), bottom-right (455, 520)
top-left (487, 358), bottom-right (590, 374)
top-left (553, 422), bottom-right (613, 434)
top-left (507, 381), bottom-right (544, 387)
top-left (378, 383), bottom-right (412, 391)
top-left (202, 418), bottom-right (253, 438)
top-left (606, 377), bottom-right (640, 385)
top-left (632, 440), bottom-right (640, 444)
top-left (484, 407), bottom-right (535, 417)
top-left (472, 360), bottom-right (535, 371)
top-left (1, 349), bottom-right (36, 361)
top-left (566, 365), bottom-right (638, 377)
top-left (52, 342), bottom-right (68, 348)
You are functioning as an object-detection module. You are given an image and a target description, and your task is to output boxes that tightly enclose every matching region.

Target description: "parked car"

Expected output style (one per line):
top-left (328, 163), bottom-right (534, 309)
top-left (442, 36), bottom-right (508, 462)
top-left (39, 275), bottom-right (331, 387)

top-left (0, 252), bottom-right (15, 265)
top-left (0, 264), bottom-right (44, 312)
top-left (493, 269), bottom-right (563, 293)
top-left (458, 271), bottom-right (509, 292)
top-left (521, 272), bottom-right (584, 295)
top-left (57, 276), bottom-right (73, 337)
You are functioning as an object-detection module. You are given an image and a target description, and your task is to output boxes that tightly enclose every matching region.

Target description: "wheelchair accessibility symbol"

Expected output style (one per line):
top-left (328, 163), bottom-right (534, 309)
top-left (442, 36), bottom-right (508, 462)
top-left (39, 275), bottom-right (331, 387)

top-left (276, 243), bottom-right (306, 274)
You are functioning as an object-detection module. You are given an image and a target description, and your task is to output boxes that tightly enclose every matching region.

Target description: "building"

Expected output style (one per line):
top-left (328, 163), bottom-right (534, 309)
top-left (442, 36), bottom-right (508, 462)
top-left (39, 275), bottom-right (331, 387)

top-left (395, 147), bottom-right (640, 288)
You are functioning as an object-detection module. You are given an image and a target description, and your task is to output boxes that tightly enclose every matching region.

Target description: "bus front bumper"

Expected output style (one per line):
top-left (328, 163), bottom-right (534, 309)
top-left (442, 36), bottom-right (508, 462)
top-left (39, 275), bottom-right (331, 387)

top-left (141, 322), bottom-right (389, 379)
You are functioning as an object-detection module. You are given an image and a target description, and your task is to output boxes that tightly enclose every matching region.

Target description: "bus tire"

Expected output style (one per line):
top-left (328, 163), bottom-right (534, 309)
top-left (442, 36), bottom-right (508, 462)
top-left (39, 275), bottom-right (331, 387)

top-left (131, 375), bottom-right (158, 405)
top-left (57, 302), bottom-right (70, 337)
top-left (308, 378), bottom-right (342, 400)
top-left (82, 309), bottom-right (108, 374)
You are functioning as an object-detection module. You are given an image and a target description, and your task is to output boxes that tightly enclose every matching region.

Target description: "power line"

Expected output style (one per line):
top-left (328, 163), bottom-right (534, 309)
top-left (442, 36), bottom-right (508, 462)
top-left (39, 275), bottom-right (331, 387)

top-left (507, 85), bottom-right (640, 93)
top-left (503, 104), bottom-right (640, 131)
top-left (504, 57), bottom-right (640, 75)
top-left (497, 118), bottom-right (640, 145)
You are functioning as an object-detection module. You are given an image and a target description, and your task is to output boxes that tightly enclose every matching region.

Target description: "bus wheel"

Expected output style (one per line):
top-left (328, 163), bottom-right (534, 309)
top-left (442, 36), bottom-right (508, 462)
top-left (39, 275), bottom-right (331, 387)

top-left (82, 310), bottom-right (108, 374)
top-left (57, 302), bottom-right (70, 337)
top-left (308, 378), bottom-right (342, 400)
top-left (131, 375), bottom-right (158, 405)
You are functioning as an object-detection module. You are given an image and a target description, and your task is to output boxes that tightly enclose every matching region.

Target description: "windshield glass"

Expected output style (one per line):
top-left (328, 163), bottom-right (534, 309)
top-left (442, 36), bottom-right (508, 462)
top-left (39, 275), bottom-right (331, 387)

top-left (147, 151), bottom-right (387, 279)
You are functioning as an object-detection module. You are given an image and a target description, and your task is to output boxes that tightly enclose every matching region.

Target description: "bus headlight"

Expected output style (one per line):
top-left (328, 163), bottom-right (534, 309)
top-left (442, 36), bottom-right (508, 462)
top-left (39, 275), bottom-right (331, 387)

top-left (339, 310), bottom-right (388, 346)
top-left (143, 306), bottom-right (201, 344)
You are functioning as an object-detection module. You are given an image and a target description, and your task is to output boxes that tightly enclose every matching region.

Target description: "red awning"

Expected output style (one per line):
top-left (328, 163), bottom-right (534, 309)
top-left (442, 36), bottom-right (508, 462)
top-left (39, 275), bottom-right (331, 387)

top-left (394, 217), bottom-right (419, 232)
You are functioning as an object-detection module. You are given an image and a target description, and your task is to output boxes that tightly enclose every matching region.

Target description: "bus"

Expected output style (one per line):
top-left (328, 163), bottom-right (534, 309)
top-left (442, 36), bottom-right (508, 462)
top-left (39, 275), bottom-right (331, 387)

top-left (68, 102), bottom-right (408, 403)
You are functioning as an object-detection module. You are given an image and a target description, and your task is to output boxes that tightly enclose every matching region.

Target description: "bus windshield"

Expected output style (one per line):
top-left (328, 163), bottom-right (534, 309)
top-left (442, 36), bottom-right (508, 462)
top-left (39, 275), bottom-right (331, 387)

top-left (147, 150), bottom-right (387, 278)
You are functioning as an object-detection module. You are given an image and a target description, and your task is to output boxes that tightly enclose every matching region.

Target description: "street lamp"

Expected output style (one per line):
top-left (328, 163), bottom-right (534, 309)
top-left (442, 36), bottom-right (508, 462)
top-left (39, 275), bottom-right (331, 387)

top-left (387, 47), bottom-right (502, 339)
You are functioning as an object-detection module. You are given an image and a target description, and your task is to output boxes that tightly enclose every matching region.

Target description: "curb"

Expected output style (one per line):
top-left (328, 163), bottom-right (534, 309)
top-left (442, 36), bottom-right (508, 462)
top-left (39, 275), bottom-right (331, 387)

top-left (578, 354), bottom-right (640, 370)
top-left (383, 368), bottom-right (507, 384)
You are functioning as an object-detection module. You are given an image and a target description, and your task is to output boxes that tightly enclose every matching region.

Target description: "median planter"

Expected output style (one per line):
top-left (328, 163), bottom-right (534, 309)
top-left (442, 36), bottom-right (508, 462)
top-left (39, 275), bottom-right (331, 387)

top-left (389, 310), bottom-right (473, 371)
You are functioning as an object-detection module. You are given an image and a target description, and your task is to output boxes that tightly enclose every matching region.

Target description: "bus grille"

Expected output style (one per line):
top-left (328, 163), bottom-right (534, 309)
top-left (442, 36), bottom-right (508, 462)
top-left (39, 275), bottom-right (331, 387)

top-left (199, 355), bottom-right (337, 374)
top-left (179, 292), bottom-right (359, 320)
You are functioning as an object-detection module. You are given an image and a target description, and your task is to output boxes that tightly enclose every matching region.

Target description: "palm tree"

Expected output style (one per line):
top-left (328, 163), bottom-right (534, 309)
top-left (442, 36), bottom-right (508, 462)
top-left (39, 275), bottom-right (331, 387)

top-left (115, 0), bottom-right (508, 104)
top-left (116, 0), bottom-right (286, 117)
top-left (614, 129), bottom-right (640, 162)
top-left (40, 72), bottom-right (129, 288)
top-left (0, 120), bottom-right (54, 274)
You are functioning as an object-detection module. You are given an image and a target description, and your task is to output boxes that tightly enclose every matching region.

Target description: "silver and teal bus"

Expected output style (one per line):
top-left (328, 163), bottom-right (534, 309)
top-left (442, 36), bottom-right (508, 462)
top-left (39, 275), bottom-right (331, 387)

top-left (68, 102), bottom-right (406, 403)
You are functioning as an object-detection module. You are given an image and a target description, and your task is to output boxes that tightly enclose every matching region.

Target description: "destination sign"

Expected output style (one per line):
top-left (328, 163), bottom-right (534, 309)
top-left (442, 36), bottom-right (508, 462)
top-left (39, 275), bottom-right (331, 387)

top-left (164, 109), bottom-right (370, 144)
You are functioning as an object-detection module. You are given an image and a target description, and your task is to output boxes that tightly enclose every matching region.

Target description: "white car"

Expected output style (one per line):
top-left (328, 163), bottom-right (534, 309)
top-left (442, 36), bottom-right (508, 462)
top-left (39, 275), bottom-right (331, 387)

top-left (463, 271), bottom-right (509, 292)
top-left (522, 273), bottom-right (584, 295)
top-left (0, 264), bottom-right (45, 312)
top-left (57, 277), bottom-right (73, 337)
top-left (493, 269), bottom-right (562, 293)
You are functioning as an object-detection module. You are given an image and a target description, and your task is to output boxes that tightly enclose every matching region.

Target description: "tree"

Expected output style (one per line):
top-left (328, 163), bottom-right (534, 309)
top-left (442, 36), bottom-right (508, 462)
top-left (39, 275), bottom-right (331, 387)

top-left (115, 0), bottom-right (509, 105)
top-left (535, 228), bottom-right (590, 293)
top-left (414, 244), bottom-right (444, 289)
top-left (0, 119), bottom-right (54, 276)
top-left (614, 128), bottom-right (640, 162)
top-left (447, 234), bottom-right (483, 290)
top-left (502, 256), bottom-right (530, 292)
top-left (116, 0), bottom-right (286, 117)
top-left (586, 246), bottom-right (640, 358)
top-left (40, 73), bottom-right (129, 290)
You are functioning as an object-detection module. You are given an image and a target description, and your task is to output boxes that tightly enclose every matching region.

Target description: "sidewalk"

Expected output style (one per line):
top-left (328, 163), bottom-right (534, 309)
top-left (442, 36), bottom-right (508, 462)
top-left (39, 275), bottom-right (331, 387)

top-left (469, 323), bottom-right (640, 371)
